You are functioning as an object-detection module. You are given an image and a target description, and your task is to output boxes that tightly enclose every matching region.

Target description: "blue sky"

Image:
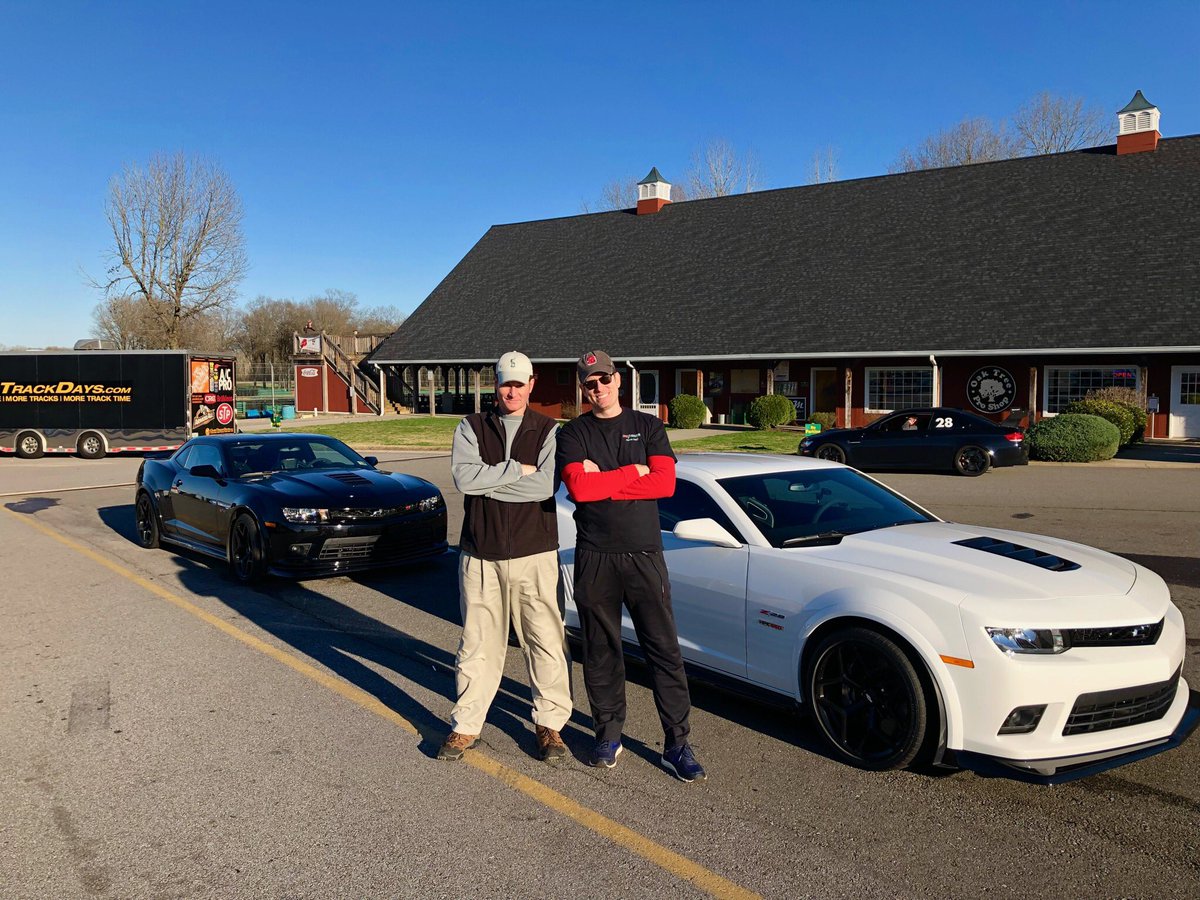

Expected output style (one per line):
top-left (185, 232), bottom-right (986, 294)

top-left (1, 0), bottom-right (1197, 348)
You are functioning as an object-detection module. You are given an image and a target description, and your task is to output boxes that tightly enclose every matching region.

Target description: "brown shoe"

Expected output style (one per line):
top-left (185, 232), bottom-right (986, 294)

top-left (436, 731), bottom-right (479, 761)
top-left (536, 725), bottom-right (567, 764)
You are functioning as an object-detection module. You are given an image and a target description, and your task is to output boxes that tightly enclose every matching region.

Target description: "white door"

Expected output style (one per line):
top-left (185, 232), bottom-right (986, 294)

top-left (638, 370), bottom-right (660, 418)
top-left (1170, 366), bottom-right (1200, 438)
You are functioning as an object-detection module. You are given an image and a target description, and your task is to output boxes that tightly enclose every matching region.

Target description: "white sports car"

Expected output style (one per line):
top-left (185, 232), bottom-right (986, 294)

top-left (556, 454), bottom-right (1198, 783)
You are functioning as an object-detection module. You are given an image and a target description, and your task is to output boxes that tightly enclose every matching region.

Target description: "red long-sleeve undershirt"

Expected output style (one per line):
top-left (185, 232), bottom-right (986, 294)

top-left (561, 455), bottom-right (676, 503)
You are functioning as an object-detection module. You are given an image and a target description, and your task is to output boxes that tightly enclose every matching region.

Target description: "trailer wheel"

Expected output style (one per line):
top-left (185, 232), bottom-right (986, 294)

top-left (15, 432), bottom-right (44, 459)
top-left (77, 432), bottom-right (106, 460)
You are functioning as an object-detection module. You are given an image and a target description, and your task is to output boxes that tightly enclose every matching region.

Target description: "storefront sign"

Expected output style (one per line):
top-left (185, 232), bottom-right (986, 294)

top-left (967, 366), bottom-right (1016, 413)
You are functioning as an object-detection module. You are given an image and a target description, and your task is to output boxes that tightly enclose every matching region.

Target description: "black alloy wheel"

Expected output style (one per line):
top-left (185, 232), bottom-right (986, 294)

top-left (229, 513), bottom-right (267, 583)
top-left (77, 432), bottom-right (106, 460)
top-left (806, 627), bottom-right (930, 771)
top-left (815, 443), bottom-right (847, 465)
top-left (135, 492), bottom-right (160, 549)
top-left (954, 445), bottom-right (991, 477)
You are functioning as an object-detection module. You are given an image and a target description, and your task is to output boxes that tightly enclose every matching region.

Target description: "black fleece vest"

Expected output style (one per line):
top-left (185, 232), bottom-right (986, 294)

top-left (459, 409), bottom-right (559, 561)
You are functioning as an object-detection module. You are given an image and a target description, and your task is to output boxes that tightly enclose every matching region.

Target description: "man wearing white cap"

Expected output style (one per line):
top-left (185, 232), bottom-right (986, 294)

top-left (438, 351), bottom-right (573, 764)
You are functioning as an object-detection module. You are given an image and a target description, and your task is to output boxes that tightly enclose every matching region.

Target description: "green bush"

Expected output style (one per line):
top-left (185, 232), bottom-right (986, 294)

top-left (1027, 414), bottom-right (1120, 462)
top-left (747, 394), bottom-right (797, 429)
top-left (1065, 398), bottom-right (1136, 447)
top-left (1084, 386), bottom-right (1147, 443)
top-left (559, 401), bottom-right (579, 420)
top-left (807, 412), bottom-right (837, 431)
top-left (669, 394), bottom-right (708, 429)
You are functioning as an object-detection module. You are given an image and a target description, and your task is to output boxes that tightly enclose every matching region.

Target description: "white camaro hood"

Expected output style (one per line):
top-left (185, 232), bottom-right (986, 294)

top-left (810, 522), bottom-right (1150, 619)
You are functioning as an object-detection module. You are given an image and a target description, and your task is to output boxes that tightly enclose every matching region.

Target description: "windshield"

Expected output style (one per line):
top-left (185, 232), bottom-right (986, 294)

top-left (226, 437), bottom-right (370, 475)
top-left (717, 468), bottom-right (935, 548)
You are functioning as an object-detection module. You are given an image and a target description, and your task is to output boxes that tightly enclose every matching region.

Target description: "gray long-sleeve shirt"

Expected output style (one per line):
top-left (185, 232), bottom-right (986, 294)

top-left (451, 413), bottom-right (557, 503)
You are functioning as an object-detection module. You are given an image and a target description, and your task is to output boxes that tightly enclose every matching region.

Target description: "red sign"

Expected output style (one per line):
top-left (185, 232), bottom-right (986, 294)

top-left (216, 402), bottom-right (235, 425)
top-left (204, 393), bottom-right (217, 405)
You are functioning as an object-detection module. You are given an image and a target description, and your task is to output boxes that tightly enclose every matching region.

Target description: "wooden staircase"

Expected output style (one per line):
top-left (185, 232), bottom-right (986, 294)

top-left (295, 332), bottom-right (382, 414)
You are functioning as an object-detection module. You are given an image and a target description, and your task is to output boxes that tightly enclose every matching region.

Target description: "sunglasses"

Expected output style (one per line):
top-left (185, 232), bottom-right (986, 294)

top-left (583, 373), bottom-right (614, 389)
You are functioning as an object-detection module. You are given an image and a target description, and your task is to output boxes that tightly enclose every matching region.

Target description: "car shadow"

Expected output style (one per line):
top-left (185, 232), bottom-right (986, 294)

top-left (1121, 553), bottom-right (1200, 591)
top-left (98, 501), bottom-right (856, 769)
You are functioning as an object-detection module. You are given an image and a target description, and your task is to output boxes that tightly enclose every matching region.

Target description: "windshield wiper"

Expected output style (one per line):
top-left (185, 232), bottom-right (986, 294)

top-left (782, 531), bottom-right (849, 547)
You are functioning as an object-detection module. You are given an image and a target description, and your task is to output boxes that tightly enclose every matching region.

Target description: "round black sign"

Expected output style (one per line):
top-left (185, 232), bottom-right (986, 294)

top-left (967, 366), bottom-right (1016, 413)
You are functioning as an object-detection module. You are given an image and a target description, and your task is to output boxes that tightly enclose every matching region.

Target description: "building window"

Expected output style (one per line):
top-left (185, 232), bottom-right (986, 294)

top-left (1044, 365), bottom-right (1138, 413)
top-left (865, 367), bottom-right (932, 412)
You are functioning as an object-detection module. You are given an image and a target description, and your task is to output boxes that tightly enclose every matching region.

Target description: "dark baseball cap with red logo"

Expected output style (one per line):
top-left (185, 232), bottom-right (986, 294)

top-left (577, 349), bottom-right (616, 382)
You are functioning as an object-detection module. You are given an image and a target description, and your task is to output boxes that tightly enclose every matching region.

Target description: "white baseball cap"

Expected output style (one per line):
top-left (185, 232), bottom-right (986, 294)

top-left (495, 351), bottom-right (534, 386)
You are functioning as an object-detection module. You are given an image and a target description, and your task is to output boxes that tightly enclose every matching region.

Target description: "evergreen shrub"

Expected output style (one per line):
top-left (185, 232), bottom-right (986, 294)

top-left (1027, 414), bottom-right (1120, 462)
top-left (808, 412), bottom-right (837, 431)
top-left (1083, 386), bottom-right (1148, 443)
top-left (1064, 398), bottom-right (1136, 446)
top-left (747, 394), bottom-right (797, 429)
top-left (669, 394), bottom-right (707, 429)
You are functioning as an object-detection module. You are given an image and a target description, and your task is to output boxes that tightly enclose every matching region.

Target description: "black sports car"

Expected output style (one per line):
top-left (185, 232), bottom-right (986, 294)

top-left (134, 433), bottom-right (448, 581)
top-left (797, 407), bottom-right (1028, 476)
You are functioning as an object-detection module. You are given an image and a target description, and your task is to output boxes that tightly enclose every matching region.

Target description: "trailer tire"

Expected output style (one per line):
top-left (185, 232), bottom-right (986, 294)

top-left (15, 432), bottom-right (44, 459)
top-left (77, 432), bottom-right (106, 460)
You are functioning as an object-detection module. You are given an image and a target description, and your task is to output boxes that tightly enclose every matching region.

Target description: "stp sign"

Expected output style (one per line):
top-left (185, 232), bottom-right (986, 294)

top-left (216, 403), bottom-right (235, 426)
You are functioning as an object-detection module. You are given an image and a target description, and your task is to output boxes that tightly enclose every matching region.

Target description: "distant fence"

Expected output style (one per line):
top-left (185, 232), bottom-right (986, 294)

top-left (237, 365), bottom-right (296, 417)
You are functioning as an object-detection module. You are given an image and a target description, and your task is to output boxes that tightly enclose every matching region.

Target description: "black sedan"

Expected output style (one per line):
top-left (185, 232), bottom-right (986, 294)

top-left (135, 433), bottom-right (448, 581)
top-left (797, 407), bottom-right (1028, 476)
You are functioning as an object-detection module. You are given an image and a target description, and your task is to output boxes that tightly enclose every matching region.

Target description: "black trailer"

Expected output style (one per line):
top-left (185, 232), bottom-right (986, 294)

top-left (0, 351), bottom-right (237, 459)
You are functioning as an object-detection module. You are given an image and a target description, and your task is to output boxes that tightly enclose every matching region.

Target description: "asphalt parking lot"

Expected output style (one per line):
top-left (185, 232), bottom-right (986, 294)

top-left (1, 450), bottom-right (1197, 898)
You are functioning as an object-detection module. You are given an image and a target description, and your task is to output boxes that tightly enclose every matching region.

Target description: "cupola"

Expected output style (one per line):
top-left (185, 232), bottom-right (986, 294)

top-left (1116, 90), bottom-right (1160, 155)
top-left (636, 167), bottom-right (672, 215)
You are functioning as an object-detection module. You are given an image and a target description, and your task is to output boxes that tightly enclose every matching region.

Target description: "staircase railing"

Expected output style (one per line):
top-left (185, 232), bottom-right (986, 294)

top-left (294, 332), bottom-right (381, 414)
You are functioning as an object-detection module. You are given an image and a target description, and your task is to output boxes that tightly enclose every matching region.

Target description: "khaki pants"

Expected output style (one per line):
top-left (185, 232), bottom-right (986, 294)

top-left (450, 550), bottom-right (573, 735)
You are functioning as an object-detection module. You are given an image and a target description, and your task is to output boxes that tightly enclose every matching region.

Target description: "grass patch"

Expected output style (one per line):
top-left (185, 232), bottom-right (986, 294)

top-left (672, 430), bottom-right (801, 454)
top-left (280, 416), bottom-right (462, 449)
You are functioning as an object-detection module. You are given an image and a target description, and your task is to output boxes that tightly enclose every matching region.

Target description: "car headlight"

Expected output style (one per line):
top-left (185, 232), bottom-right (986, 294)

top-left (416, 494), bottom-right (444, 512)
top-left (799, 437), bottom-right (814, 449)
top-left (282, 507), bottom-right (329, 524)
top-left (985, 627), bottom-right (1066, 655)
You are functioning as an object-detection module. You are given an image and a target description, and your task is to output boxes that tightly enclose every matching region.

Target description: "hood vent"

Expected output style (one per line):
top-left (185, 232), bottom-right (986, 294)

top-left (324, 472), bottom-right (372, 486)
top-left (953, 535), bottom-right (1080, 572)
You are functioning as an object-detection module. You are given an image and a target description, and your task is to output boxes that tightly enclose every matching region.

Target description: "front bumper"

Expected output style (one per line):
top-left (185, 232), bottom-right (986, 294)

top-left (263, 509), bottom-right (449, 576)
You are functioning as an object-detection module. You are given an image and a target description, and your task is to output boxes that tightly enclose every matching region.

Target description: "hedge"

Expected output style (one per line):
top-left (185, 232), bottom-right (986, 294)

top-left (1026, 413), bottom-right (1120, 462)
top-left (1064, 398), bottom-right (1136, 446)
top-left (1083, 386), bottom-right (1148, 444)
top-left (747, 394), bottom-right (797, 429)
top-left (807, 412), bottom-right (837, 431)
top-left (669, 394), bottom-right (707, 429)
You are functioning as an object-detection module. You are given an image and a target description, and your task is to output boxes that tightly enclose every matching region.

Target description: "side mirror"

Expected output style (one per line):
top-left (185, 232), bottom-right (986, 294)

top-left (364, 456), bottom-right (378, 467)
top-left (190, 464), bottom-right (222, 479)
top-left (673, 517), bottom-right (742, 548)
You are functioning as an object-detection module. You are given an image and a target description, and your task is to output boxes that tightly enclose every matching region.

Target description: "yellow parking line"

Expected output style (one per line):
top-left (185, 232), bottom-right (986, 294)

top-left (6, 509), bottom-right (760, 900)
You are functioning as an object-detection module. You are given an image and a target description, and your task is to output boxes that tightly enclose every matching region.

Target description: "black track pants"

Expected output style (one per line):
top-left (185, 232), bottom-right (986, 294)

top-left (573, 548), bottom-right (691, 750)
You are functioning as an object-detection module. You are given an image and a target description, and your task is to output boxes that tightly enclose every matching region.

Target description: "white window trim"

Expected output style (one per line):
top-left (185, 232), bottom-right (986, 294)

top-left (1041, 363), bottom-right (1140, 416)
top-left (864, 366), bottom-right (934, 414)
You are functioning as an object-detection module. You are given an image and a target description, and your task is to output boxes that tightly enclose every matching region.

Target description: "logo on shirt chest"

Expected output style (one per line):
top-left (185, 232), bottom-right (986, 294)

top-left (622, 432), bottom-right (642, 443)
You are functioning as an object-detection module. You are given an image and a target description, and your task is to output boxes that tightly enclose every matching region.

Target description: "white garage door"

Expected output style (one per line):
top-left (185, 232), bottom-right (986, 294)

top-left (1169, 366), bottom-right (1200, 438)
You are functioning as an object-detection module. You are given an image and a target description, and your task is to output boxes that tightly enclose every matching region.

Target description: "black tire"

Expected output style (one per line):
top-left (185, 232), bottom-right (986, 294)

top-left (15, 432), bottom-right (43, 459)
top-left (228, 513), bottom-right (268, 584)
top-left (815, 443), bottom-right (847, 465)
top-left (135, 491), bottom-right (161, 549)
top-left (77, 432), bottom-right (106, 460)
top-left (954, 445), bottom-right (991, 477)
top-left (806, 626), bottom-right (931, 771)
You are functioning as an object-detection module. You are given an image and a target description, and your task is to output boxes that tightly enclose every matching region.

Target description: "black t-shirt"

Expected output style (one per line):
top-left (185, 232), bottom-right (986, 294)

top-left (556, 408), bottom-right (676, 553)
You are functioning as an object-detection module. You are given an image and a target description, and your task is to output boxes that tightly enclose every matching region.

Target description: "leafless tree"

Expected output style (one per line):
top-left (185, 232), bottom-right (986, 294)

top-left (580, 178), bottom-right (639, 213)
top-left (685, 138), bottom-right (761, 199)
top-left (98, 152), bottom-right (247, 349)
top-left (353, 304), bottom-right (407, 334)
top-left (808, 145), bottom-right (839, 184)
top-left (231, 295), bottom-right (299, 371)
top-left (890, 118), bottom-right (1021, 173)
top-left (1012, 91), bottom-right (1110, 154)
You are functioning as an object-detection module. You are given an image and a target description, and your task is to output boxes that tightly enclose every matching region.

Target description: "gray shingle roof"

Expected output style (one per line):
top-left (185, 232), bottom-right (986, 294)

top-left (370, 137), bottom-right (1200, 364)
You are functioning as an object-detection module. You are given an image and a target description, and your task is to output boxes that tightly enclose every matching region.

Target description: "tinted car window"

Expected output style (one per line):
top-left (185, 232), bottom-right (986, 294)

top-left (878, 413), bottom-right (931, 432)
top-left (188, 443), bottom-right (225, 475)
top-left (659, 479), bottom-right (746, 543)
top-left (718, 468), bottom-right (933, 548)
top-left (173, 445), bottom-right (194, 469)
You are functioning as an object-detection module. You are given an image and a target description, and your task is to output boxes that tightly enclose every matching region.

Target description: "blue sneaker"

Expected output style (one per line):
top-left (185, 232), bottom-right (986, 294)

top-left (589, 740), bottom-right (623, 768)
top-left (662, 743), bottom-right (706, 782)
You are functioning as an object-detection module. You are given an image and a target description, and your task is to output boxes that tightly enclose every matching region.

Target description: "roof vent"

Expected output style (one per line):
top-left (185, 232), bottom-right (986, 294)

top-left (636, 167), bottom-right (672, 215)
top-left (1116, 90), bottom-right (1160, 155)
top-left (953, 535), bottom-right (1080, 571)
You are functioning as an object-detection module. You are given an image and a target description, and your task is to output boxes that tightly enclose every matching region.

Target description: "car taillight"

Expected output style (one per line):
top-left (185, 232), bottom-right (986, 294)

top-left (1005, 432), bottom-right (1024, 442)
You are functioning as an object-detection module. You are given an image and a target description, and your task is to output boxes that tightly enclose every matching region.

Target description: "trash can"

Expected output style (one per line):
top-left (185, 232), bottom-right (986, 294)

top-left (281, 405), bottom-right (296, 420)
top-left (717, 413), bottom-right (726, 425)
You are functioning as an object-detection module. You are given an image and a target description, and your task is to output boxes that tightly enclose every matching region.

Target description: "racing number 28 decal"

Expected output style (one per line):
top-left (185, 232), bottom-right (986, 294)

top-left (934, 416), bottom-right (954, 429)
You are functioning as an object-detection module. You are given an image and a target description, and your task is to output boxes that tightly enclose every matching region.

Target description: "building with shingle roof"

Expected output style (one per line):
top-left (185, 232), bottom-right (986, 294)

top-left (369, 94), bottom-right (1200, 437)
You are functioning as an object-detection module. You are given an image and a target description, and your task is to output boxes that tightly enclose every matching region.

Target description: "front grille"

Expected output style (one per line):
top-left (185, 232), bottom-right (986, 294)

top-left (954, 535), bottom-right (1080, 571)
top-left (329, 507), bottom-right (404, 522)
top-left (1067, 619), bottom-right (1163, 647)
top-left (318, 536), bottom-right (379, 561)
top-left (1064, 667), bottom-right (1180, 736)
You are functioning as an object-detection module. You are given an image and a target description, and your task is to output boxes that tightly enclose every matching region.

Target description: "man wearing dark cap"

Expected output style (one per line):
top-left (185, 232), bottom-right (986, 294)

top-left (438, 351), bottom-right (573, 764)
top-left (556, 350), bottom-right (706, 782)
